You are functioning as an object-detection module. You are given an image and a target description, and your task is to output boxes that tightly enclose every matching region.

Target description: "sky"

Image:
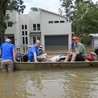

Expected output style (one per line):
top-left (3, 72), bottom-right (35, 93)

top-left (23, 0), bottom-right (98, 14)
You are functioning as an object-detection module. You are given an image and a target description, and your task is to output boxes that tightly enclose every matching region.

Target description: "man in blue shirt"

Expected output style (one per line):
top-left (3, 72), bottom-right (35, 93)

top-left (0, 38), bottom-right (16, 73)
top-left (28, 40), bottom-right (46, 62)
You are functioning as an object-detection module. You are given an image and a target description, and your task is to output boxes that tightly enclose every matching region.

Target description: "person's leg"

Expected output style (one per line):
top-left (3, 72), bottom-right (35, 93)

top-left (64, 54), bottom-right (71, 62)
top-left (42, 53), bottom-right (47, 62)
top-left (37, 55), bottom-right (44, 62)
top-left (37, 54), bottom-right (47, 62)
top-left (7, 61), bottom-right (14, 73)
top-left (75, 54), bottom-right (85, 61)
top-left (71, 53), bottom-right (77, 62)
top-left (1, 61), bottom-right (8, 73)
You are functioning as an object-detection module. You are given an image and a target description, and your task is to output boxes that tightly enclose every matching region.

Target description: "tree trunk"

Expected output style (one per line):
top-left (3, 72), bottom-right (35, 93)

top-left (0, 20), bottom-right (5, 44)
top-left (0, 29), bottom-right (5, 44)
top-left (0, 9), bottom-right (5, 44)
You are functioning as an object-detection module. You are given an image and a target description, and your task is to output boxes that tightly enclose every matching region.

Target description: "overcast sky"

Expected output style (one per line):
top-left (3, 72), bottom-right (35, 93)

top-left (23, 0), bottom-right (98, 14)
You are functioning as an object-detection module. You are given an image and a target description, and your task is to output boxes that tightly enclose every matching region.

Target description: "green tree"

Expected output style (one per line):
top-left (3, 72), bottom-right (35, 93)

top-left (0, 0), bottom-right (25, 43)
top-left (60, 0), bottom-right (98, 36)
top-left (60, 0), bottom-right (74, 22)
top-left (72, 0), bottom-right (98, 35)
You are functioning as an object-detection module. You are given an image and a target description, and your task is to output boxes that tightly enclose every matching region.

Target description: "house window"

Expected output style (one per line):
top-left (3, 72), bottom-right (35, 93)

top-left (22, 25), bottom-right (24, 29)
top-left (22, 31), bottom-right (24, 35)
top-left (22, 37), bottom-right (25, 44)
top-left (22, 37), bottom-right (28, 44)
top-left (49, 21), bottom-right (53, 23)
top-left (25, 25), bottom-right (27, 29)
top-left (33, 24), bottom-right (36, 31)
top-left (60, 21), bottom-right (65, 23)
top-left (26, 37), bottom-right (28, 44)
top-left (25, 31), bottom-right (27, 35)
top-left (54, 21), bottom-right (59, 23)
top-left (8, 22), bottom-right (12, 27)
top-left (37, 24), bottom-right (40, 30)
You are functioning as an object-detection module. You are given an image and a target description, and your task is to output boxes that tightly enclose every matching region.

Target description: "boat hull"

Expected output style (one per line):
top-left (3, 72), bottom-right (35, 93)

top-left (0, 61), bottom-right (98, 70)
top-left (14, 61), bottom-right (98, 70)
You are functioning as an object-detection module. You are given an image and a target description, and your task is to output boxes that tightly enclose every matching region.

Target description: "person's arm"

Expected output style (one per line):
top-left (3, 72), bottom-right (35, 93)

top-left (12, 45), bottom-right (16, 62)
top-left (42, 48), bottom-right (45, 54)
top-left (33, 52), bottom-right (38, 62)
top-left (13, 50), bottom-right (16, 62)
top-left (76, 51), bottom-right (80, 54)
top-left (0, 46), bottom-right (2, 57)
top-left (0, 50), bottom-right (1, 57)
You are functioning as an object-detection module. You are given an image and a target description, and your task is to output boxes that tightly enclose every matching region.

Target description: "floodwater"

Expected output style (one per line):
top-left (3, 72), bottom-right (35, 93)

top-left (0, 68), bottom-right (98, 98)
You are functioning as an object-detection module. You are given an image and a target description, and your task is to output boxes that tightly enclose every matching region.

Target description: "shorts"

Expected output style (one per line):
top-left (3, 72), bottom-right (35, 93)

top-left (1, 60), bottom-right (14, 72)
top-left (37, 55), bottom-right (44, 62)
top-left (75, 54), bottom-right (85, 61)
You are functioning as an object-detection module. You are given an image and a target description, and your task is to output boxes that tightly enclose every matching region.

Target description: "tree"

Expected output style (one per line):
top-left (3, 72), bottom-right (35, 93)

top-left (72, 0), bottom-right (98, 35)
top-left (60, 0), bottom-right (98, 36)
top-left (0, 0), bottom-right (25, 43)
top-left (60, 0), bottom-right (74, 22)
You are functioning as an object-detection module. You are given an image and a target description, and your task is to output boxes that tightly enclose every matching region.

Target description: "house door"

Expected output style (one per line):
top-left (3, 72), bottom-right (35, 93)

top-left (30, 36), bottom-right (41, 45)
top-left (33, 36), bottom-right (41, 44)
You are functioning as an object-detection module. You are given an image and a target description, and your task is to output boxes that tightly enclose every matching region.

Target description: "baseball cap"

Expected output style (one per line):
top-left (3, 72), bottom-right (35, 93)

top-left (5, 38), bottom-right (11, 42)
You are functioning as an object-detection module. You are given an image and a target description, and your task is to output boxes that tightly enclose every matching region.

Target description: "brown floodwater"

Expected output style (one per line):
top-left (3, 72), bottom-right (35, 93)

top-left (0, 68), bottom-right (98, 98)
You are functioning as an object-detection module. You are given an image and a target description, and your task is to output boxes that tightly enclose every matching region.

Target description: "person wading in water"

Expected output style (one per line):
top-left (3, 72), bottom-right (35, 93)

top-left (0, 38), bottom-right (16, 73)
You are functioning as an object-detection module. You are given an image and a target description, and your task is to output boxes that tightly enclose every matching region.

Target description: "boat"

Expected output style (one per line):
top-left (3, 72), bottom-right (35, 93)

top-left (0, 61), bottom-right (98, 70)
top-left (0, 53), bottom-right (98, 70)
top-left (8, 61), bottom-right (98, 70)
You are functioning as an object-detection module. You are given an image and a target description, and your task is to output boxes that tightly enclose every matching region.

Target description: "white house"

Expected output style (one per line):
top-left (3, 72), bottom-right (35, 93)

top-left (5, 9), bottom-right (72, 53)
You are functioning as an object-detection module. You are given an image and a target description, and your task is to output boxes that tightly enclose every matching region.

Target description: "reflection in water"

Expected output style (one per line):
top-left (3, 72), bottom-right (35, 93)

top-left (0, 68), bottom-right (98, 98)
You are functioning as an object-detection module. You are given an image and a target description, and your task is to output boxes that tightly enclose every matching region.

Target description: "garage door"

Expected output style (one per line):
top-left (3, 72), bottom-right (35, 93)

top-left (45, 35), bottom-right (68, 51)
top-left (45, 35), bottom-right (68, 46)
